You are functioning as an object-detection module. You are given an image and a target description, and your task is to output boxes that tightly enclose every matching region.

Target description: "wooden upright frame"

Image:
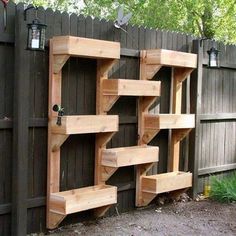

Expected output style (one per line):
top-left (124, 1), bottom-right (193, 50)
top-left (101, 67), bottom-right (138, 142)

top-left (136, 49), bottom-right (197, 207)
top-left (47, 36), bottom-right (120, 229)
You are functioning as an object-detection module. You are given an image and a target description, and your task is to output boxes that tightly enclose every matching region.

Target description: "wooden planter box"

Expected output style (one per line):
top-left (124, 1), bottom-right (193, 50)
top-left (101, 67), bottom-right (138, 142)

top-left (102, 79), bottom-right (161, 97)
top-left (51, 115), bottom-right (119, 134)
top-left (49, 185), bottom-right (117, 215)
top-left (102, 145), bottom-right (159, 167)
top-left (142, 171), bottom-right (192, 194)
top-left (145, 49), bottom-right (197, 68)
top-left (144, 114), bottom-right (195, 130)
top-left (52, 36), bottom-right (120, 59)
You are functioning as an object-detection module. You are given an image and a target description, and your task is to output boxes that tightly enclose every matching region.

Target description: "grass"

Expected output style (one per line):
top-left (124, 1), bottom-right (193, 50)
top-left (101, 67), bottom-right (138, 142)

top-left (210, 172), bottom-right (236, 203)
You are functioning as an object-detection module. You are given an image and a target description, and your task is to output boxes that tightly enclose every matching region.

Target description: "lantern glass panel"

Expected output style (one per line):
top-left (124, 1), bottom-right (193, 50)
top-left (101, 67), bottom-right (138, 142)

top-left (27, 19), bottom-right (47, 51)
top-left (31, 25), bottom-right (41, 49)
top-left (209, 52), bottom-right (217, 67)
top-left (39, 27), bottom-right (46, 50)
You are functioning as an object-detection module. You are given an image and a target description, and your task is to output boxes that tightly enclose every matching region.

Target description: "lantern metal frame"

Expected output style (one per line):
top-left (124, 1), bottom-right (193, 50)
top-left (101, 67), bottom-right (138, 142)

top-left (207, 47), bottom-right (220, 68)
top-left (200, 38), bottom-right (220, 68)
top-left (24, 6), bottom-right (47, 51)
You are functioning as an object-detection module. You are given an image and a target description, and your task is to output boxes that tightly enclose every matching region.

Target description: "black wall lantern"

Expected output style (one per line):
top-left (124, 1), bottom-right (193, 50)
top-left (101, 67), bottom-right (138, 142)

top-left (24, 6), bottom-right (47, 51)
top-left (207, 47), bottom-right (220, 68)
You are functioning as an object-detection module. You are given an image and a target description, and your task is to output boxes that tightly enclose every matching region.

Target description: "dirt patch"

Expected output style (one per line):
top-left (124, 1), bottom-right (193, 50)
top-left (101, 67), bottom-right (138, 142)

top-left (45, 200), bottom-right (236, 236)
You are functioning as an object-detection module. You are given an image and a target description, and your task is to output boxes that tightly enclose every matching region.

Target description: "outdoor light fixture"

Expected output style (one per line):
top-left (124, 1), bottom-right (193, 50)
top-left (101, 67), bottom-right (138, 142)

top-left (24, 6), bottom-right (47, 51)
top-left (207, 47), bottom-right (220, 68)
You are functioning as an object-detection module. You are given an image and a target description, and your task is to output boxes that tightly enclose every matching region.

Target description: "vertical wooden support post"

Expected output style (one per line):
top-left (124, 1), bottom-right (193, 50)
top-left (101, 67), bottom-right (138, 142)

top-left (47, 40), bottom-right (65, 228)
top-left (168, 68), bottom-right (182, 172)
top-left (189, 40), bottom-right (202, 198)
top-left (95, 60), bottom-right (108, 185)
top-left (95, 59), bottom-right (117, 185)
top-left (136, 51), bottom-right (157, 206)
top-left (12, 6), bottom-right (29, 236)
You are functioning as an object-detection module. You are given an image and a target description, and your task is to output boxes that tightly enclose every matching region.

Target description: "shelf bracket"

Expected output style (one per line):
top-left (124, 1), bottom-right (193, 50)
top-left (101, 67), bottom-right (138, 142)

top-left (101, 166), bottom-right (118, 182)
top-left (53, 55), bottom-right (70, 74)
top-left (136, 163), bottom-right (155, 206)
top-left (174, 68), bottom-right (194, 83)
top-left (51, 134), bottom-right (69, 152)
top-left (168, 128), bottom-right (192, 172)
top-left (172, 128), bottom-right (192, 143)
top-left (95, 132), bottom-right (117, 185)
top-left (102, 95), bottom-right (120, 112)
top-left (94, 205), bottom-right (113, 218)
top-left (47, 211), bottom-right (66, 229)
top-left (140, 50), bottom-right (162, 80)
top-left (140, 191), bottom-right (157, 207)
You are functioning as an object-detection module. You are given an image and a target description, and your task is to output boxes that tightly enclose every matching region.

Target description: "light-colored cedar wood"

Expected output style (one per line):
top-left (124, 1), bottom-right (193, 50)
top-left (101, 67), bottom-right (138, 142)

top-left (95, 132), bottom-right (117, 184)
top-left (169, 66), bottom-right (195, 173)
top-left (101, 166), bottom-right (118, 182)
top-left (141, 192), bottom-right (157, 206)
top-left (51, 115), bottom-right (119, 135)
top-left (49, 185), bottom-right (117, 215)
top-left (47, 212), bottom-right (66, 229)
top-left (102, 95), bottom-right (120, 113)
top-left (136, 74), bottom-right (160, 206)
top-left (102, 79), bottom-right (161, 97)
top-left (143, 114), bottom-right (195, 144)
top-left (53, 55), bottom-right (70, 74)
top-left (94, 205), bottom-right (113, 218)
top-left (174, 68), bottom-right (194, 83)
top-left (168, 128), bottom-right (192, 172)
top-left (101, 145), bottom-right (159, 167)
top-left (47, 40), bottom-right (63, 228)
top-left (140, 50), bottom-right (162, 80)
top-left (141, 172), bottom-right (192, 194)
top-left (95, 133), bottom-right (118, 183)
top-left (136, 163), bottom-right (156, 206)
top-left (173, 74), bottom-right (182, 114)
top-left (95, 59), bottom-right (119, 188)
top-left (47, 37), bottom-right (121, 229)
top-left (52, 36), bottom-right (120, 59)
top-left (144, 114), bottom-right (195, 130)
top-left (145, 49), bottom-right (197, 68)
top-left (96, 59), bottom-right (118, 114)
top-left (51, 134), bottom-right (69, 151)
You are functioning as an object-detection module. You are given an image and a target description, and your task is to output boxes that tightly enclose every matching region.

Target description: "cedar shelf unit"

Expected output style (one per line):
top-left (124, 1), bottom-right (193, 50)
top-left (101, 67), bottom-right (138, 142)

top-left (97, 52), bottom-right (161, 184)
top-left (137, 49), bottom-right (197, 206)
top-left (47, 36), bottom-right (120, 229)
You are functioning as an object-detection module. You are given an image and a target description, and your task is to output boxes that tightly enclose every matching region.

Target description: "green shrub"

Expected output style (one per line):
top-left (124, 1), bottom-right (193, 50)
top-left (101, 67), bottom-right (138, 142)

top-left (210, 172), bottom-right (236, 203)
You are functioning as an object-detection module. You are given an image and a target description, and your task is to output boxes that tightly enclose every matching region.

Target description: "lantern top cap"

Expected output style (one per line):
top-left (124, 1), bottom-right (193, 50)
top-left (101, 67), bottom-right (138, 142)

top-left (207, 47), bottom-right (220, 55)
top-left (27, 18), bottom-right (47, 27)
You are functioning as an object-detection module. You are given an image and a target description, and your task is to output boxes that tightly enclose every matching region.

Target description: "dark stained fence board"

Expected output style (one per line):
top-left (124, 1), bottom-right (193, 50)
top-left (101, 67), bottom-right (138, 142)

top-left (12, 5), bottom-right (30, 236)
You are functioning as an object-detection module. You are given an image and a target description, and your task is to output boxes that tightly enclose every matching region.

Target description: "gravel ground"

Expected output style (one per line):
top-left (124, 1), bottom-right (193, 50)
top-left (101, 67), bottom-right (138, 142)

top-left (43, 199), bottom-right (236, 236)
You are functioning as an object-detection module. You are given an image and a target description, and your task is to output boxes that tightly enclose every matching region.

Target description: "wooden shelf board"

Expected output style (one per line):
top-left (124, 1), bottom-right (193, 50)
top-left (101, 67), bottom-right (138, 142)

top-left (52, 36), bottom-right (120, 59)
top-left (142, 171), bottom-right (192, 194)
top-left (102, 79), bottom-right (161, 97)
top-left (101, 145), bottom-right (159, 167)
top-left (51, 115), bottom-right (119, 134)
top-left (144, 49), bottom-right (197, 68)
top-left (144, 114), bottom-right (195, 130)
top-left (49, 185), bottom-right (117, 215)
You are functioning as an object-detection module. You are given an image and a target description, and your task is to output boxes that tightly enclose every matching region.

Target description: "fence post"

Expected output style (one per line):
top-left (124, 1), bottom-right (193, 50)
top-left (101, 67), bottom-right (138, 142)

top-left (12, 4), bottom-right (29, 236)
top-left (189, 39), bottom-right (203, 198)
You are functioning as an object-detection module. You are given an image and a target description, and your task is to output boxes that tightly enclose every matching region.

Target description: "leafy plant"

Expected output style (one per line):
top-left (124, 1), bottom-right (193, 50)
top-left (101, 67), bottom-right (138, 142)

top-left (210, 172), bottom-right (236, 203)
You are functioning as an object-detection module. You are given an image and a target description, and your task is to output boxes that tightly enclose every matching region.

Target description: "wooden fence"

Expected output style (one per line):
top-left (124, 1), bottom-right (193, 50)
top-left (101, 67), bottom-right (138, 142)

top-left (0, 2), bottom-right (235, 235)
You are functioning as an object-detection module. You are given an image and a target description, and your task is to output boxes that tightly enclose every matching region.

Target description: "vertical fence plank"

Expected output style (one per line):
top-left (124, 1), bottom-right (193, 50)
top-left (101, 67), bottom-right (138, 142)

top-left (12, 4), bottom-right (29, 236)
top-left (189, 40), bottom-right (203, 198)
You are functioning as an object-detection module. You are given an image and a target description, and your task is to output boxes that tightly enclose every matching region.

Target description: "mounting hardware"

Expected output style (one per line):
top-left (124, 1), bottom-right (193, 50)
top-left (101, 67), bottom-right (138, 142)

top-left (52, 104), bottom-right (64, 126)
